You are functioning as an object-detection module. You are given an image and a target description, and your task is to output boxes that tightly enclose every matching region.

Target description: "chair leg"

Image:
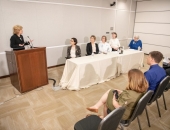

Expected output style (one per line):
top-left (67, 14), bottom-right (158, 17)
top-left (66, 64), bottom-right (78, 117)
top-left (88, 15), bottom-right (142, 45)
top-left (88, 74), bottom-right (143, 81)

top-left (119, 123), bottom-right (124, 130)
top-left (145, 107), bottom-right (151, 127)
top-left (137, 116), bottom-right (142, 130)
top-left (162, 93), bottom-right (167, 110)
top-left (156, 99), bottom-right (161, 117)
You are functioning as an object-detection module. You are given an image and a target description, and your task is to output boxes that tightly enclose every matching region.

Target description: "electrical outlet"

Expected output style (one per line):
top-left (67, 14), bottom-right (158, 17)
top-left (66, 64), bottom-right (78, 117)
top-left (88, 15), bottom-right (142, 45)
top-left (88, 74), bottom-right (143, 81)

top-left (110, 27), bottom-right (114, 30)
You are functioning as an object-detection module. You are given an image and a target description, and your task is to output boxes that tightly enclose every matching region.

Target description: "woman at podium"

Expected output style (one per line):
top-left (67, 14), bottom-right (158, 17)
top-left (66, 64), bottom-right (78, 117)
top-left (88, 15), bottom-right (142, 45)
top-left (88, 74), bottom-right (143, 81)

top-left (10, 25), bottom-right (30, 50)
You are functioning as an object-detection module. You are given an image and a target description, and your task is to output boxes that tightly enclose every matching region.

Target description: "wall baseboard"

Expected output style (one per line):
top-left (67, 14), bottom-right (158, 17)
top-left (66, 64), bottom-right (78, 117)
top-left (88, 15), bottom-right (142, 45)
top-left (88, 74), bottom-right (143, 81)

top-left (0, 64), bottom-right (65, 79)
top-left (0, 75), bottom-right (10, 79)
top-left (47, 64), bottom-right (65, 69)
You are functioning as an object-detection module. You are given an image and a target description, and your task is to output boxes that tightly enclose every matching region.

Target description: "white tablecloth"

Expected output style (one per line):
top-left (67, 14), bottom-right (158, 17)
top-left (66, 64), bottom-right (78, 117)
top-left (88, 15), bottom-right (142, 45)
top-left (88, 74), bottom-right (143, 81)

top-left (59, 49), bottom-right (144, 90)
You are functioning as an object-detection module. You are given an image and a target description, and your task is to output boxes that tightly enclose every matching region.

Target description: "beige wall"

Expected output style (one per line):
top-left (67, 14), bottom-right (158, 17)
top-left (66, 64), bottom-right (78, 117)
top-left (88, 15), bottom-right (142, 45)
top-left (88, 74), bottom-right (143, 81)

top-left (0, 0), bottom-right (136, 76)
top-left (134, 0), bottom-right (170, 55)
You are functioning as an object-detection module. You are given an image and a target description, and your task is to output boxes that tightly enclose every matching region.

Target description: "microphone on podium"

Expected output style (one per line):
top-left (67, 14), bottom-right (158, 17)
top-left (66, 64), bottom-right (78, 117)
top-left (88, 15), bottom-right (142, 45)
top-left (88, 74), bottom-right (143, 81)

top-left (27, 36), bottom-right (34, 48)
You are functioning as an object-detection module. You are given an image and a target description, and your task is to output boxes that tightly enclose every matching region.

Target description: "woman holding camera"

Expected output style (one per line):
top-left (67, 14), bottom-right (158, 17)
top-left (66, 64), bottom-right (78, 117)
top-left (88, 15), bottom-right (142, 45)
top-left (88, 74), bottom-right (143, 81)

top-left (87, 69), bottom-right (148, 120)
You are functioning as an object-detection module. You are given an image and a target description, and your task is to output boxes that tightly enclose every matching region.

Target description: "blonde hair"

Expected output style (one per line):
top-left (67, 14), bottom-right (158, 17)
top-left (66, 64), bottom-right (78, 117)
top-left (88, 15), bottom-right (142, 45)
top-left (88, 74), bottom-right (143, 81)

top-left (126, 69), bottom-right (148, 93)
top-left (13, 25), bottom-right (23, 34)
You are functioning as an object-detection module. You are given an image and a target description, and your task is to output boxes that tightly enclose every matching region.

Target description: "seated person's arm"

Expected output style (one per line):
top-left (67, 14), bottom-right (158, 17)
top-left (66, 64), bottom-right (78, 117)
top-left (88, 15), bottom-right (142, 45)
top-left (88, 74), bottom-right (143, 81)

top-left (86, 44), bottom-right (91, 55)
top-left (128, 40), bottom-right (133, 49)
top-left (77, 46), bottom-right (81, 57)
top-left (95, 44), bottom-right (99, 54)
top-left (144, 72), bottom-right (151, 90)
top-left (113, 94), bottom-right (122, 108)
top-left (140, 40), bottom-right (142, 50)
top-left (109, 45), bottom-right (112, 52)
top-left (118, 40), bottom-right (120, 48)
top-left (98, 44), bottom-right (102, 53)
top-left (66, 47), bottom-right (70, 58)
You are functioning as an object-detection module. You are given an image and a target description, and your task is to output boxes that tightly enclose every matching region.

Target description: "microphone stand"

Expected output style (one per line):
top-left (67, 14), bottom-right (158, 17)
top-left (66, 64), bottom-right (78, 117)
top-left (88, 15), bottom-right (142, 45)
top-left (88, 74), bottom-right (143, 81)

top-left (27, 36), bottom-right (34, 48)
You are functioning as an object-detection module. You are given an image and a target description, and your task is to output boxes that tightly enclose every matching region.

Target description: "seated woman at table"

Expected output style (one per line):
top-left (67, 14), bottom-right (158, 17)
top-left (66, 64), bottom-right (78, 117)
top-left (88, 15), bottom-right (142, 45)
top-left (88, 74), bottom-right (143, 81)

top-left (87, 69), bottom-right (148, 120)
top-left (98, 36), bottom-right (112, 53)
top-left (109, 32), bottom-right (120, 51)
top-left (128, 36), bottom-right (142, 50)
top-left (66, 38), bottom-right (81, 59)
top-left (86, 35), bottom-right (99, 55)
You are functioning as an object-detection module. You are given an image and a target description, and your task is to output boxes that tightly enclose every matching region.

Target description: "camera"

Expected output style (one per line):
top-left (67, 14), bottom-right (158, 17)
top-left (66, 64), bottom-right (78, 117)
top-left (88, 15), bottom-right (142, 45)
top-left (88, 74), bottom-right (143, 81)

top-left (112, 90), bottom-right (119, 99)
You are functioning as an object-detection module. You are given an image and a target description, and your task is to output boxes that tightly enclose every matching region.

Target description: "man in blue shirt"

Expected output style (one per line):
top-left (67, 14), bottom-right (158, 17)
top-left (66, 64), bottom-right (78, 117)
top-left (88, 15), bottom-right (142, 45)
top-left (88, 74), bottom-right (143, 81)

top-left (144, 51), bottom-right (166, 91)
top-left (129, 36), bottom-right (142, 50)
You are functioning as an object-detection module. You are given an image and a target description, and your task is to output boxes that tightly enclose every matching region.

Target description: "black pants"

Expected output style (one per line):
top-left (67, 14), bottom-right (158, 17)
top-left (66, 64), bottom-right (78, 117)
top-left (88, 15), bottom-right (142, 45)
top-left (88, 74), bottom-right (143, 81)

top-left (163, 65), bottom-right (170, 90)
top-left (163, 65), bottom-right (170, 76)
top-left (112, 48), bottom-right (118, 51)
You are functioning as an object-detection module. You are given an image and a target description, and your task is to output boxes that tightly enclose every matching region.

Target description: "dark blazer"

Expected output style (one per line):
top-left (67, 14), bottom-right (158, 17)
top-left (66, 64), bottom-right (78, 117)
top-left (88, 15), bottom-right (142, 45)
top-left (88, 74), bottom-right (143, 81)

top-left (66, 45), bottom-right (81, 59)
top-left (10, 34), bottom-right (29, 50)
top-left (86, 42), bottom-right (99, 55)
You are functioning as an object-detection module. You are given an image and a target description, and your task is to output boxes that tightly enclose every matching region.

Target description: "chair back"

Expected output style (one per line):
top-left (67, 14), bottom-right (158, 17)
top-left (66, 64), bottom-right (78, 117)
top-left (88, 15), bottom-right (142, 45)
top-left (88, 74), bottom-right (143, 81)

top-left (121, 90), bottom-right (154, 127)
top-left (148, 76), bottom-right (170, 104)
top-left (74, 115), bottom-right (102, 130)
top-left (98, 107), bottom-right (125, 130)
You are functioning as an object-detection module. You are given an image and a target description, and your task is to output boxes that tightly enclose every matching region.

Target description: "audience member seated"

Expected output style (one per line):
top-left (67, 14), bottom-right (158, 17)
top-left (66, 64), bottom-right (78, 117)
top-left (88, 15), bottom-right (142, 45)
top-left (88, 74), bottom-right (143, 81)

top-left (109, 32), bottom-right (120, 51)
top-left (144, 51), bottom-right (166, 91)
top-left (163, 54), bottom-right (170, 76)
top-left (162, 54), bottom-right (170, 90)
top-left (66, 38), bottom-right (81, 59)
top-left (98, 35), bottom-right (112, 53)
top-left (87, 69), bottom-right (148, 120)
top-left (128, 36), bottom-right (142, 50)
top-left (86, 35), bottom-right (99, 55)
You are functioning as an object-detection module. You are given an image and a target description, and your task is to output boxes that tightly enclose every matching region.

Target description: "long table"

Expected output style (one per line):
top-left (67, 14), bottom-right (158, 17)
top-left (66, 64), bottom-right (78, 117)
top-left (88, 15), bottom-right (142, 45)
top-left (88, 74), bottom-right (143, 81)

top-left (59, 49), bottom-right (144, 90)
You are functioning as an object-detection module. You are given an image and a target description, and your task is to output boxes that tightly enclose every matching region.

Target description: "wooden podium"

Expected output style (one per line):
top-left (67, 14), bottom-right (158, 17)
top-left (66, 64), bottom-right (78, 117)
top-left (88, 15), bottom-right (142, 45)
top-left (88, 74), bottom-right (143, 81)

top-left (6, 47), bottom-right (48, 93)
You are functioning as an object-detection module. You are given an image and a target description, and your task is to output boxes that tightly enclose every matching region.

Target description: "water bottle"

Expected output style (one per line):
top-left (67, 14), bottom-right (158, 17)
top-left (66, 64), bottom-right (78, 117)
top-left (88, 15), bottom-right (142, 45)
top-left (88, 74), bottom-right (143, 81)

top-left (117, 48), bottom-right (120, 54)
top-left (138, 46), bottom-right (141, 51)
top-left (122, 46), bottom-right (124, 50)
top-left (92, 52), bottom-right (94, 56)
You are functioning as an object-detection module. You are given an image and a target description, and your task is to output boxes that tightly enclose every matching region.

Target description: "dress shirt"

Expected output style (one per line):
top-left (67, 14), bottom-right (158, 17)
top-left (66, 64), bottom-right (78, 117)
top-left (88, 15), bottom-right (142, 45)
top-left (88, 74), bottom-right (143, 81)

top-left (70, 48), bottom-right (76, 58)
top-left (98, 42), bottom-right (112, 53)
top-left (144, 64), bottom-right (166, 91)
top-left (129, 40), bottom-right (142, 50)
top-left (109, 38), bottom-right (120, 49)
top-left (92, 44), bottom-right (96, 53)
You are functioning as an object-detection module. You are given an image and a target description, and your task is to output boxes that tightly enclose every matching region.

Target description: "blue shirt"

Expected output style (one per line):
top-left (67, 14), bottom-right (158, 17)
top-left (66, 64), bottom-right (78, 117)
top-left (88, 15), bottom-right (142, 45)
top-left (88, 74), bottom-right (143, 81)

top-left (129, 40), bottom-right (142, 50)
top-left (144, 64), bottom-right (166, 91)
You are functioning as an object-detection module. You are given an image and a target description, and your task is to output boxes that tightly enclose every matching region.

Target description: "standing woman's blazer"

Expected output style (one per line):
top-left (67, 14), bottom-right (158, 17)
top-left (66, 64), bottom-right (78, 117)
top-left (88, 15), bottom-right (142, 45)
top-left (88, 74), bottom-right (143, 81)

top-left (66, 45), bottom-right (81, 59)
top-left (86, 42), bottom-right (99, 55)
top-left (10, 34), bottom-right (30, 50)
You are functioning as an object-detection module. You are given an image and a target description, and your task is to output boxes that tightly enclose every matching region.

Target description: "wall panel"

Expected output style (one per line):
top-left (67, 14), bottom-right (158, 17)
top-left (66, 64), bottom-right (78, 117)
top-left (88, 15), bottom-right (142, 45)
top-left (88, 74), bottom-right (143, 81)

top-left (137, 0), bottom-right (170, 12)
top-left (134, 0), bottom-right (170, 55)
top-left (0, 0), bottom-right (136, 76)
top-left (136, 11), bottom-right (170, 23)
top-left (134, 23), bottom-right (170, 35)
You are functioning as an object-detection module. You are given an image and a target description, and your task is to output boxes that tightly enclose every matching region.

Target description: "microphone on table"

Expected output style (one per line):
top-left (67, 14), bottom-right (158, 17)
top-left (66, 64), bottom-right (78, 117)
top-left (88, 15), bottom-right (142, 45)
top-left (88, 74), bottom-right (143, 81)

top-left (27, 36), bottom-right (34, 48)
